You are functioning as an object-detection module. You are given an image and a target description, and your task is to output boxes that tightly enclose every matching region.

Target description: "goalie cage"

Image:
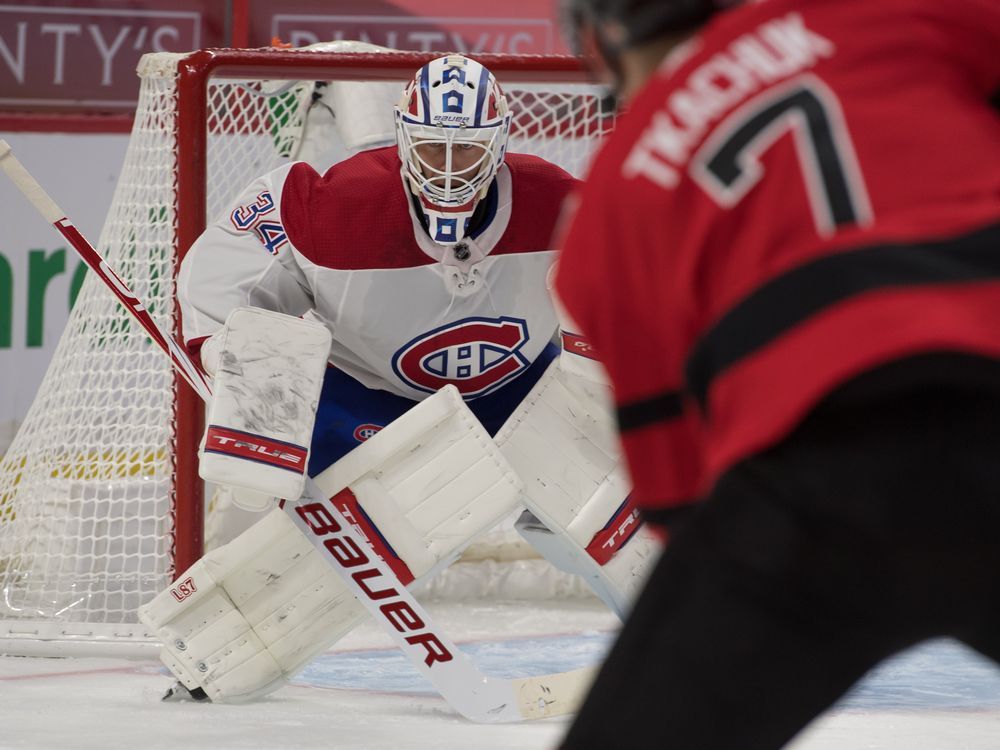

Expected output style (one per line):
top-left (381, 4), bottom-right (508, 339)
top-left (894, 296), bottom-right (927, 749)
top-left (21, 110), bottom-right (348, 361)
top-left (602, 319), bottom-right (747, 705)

top-left (0, 44), bottom-right (616, 657)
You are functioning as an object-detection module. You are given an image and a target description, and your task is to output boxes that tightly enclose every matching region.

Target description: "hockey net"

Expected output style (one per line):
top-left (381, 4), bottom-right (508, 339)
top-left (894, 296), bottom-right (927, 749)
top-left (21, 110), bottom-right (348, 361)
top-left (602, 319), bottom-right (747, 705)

top-left (0, 45), bottom-right (615, 656)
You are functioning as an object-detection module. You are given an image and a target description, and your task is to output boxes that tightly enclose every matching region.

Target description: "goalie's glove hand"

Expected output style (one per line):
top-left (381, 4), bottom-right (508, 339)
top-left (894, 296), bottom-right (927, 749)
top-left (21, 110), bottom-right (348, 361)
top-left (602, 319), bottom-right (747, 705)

top-left (161, 682), bottom-right (211, 703)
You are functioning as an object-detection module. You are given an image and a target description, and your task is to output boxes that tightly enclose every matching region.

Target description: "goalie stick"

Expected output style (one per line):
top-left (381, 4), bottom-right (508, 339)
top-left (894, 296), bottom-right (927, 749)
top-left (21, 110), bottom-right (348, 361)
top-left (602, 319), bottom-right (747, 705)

top-left (0, 139), bottom-right (596, 723)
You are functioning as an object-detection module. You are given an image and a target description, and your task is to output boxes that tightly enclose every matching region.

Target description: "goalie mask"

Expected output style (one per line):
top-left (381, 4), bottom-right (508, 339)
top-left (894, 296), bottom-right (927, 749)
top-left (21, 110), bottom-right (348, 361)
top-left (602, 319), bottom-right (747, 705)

top-left (395, 55), bottom-right (512, 246)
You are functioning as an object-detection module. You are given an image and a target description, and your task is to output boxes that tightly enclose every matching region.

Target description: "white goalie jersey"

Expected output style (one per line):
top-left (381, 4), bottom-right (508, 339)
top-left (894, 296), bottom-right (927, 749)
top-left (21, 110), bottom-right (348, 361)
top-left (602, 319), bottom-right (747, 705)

top-left (178, 146), bottom-right (579, 401)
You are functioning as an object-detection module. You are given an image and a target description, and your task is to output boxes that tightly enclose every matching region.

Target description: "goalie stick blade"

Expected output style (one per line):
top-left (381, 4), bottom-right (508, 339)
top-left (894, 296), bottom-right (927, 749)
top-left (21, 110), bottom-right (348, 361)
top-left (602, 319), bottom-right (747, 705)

top-left (161, 683), bottom-right (211, 703)
top-left (515, 666), bottom-right (597, 720)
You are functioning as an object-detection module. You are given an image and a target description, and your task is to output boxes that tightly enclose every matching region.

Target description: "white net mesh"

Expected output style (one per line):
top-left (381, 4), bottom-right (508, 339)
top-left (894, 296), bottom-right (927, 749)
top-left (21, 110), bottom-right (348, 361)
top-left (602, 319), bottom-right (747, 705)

top-left (0, 48), bottom-right (614, 655)
top-left (0, 64), bottom-right (180, 654)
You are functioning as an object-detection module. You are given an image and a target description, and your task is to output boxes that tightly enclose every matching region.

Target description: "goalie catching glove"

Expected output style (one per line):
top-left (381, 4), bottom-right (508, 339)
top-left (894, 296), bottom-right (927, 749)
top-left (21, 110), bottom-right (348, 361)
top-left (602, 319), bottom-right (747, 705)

top-left (198, 307), bottom-right (332, 510)
top-left (138, 385), bottom-right (523, 703)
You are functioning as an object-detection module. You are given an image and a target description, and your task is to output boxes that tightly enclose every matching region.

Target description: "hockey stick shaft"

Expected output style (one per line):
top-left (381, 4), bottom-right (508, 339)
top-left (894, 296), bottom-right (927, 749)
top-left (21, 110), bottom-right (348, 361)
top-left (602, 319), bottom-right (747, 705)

top-left (0, 139), bottom-right (593, 723)
top-left (0, 140), bottom-right (213, 402)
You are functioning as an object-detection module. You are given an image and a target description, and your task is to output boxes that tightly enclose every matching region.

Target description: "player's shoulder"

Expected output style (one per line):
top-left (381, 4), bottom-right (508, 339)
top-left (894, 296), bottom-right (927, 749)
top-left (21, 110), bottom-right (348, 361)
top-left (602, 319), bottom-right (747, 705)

top-left (283, 146), bottom-right (400, 197)
top-left (322, 146), bottom-right (401, 181)
top-left (278, 147), bottom-right (421, 269)
top-left (280, 146), bottom-right (405, 222)
top-left (488, 155), bottom-right (579, 254)
top-left (505, 152), bottom-right (578, 186)
top-left (504, 152), bottom-right (579, 211)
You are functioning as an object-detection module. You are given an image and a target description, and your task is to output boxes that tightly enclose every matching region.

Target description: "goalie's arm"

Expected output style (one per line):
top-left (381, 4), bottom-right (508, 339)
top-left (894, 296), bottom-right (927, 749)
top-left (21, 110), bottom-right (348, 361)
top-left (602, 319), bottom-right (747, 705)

top-left (177, 162), bottom-right (315, 360)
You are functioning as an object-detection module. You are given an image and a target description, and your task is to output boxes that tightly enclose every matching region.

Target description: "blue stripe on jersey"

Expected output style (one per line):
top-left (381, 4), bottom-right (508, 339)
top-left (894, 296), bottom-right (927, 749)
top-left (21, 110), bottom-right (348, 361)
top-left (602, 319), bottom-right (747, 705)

top-left (419, 64), bottom-right (432, 125)
top-left (473, 66), bottom-right (490, 125)
top-left (307, 343), bottom-right (559, 474)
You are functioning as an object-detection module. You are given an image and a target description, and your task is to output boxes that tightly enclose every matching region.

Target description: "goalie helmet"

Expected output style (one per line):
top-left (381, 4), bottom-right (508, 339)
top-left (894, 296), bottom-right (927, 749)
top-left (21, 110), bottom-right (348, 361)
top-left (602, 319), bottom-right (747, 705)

top-left (395, 55), bottom-right (512, 246)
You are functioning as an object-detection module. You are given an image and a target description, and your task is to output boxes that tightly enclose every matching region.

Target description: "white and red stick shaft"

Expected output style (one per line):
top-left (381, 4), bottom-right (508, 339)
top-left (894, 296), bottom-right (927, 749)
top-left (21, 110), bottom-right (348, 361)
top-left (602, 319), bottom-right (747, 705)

top-left (0, 138), bottom-right (594, 723)
top-left (0, 140), bottom-right (212, 402)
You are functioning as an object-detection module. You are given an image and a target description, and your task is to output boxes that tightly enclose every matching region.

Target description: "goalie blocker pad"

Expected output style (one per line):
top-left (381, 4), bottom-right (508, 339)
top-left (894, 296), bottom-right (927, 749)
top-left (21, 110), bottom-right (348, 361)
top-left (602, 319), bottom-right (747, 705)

top-left (139, 385), bottom-right (523, 703)
top-left (495, 350), bottom-right (662, 619)
top-left (198, 307), bottom-right (332, 504)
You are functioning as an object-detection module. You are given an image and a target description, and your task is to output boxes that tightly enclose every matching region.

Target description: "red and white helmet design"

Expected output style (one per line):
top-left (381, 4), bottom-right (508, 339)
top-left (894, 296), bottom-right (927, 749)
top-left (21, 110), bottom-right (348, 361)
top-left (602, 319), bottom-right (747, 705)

top-left (395, 54), bottom-right (512, 245)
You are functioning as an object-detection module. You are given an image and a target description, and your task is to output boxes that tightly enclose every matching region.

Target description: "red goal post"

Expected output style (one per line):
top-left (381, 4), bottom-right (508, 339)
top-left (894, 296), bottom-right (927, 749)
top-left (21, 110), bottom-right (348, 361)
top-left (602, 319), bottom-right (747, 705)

top-left (0, 46), bottom-right (613, 656)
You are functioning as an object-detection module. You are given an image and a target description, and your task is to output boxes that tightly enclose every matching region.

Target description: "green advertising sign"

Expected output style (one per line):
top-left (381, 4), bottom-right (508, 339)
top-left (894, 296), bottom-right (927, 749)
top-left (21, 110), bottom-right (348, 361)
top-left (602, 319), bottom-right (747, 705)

top-left (0, 247), bottom-right (86, 349)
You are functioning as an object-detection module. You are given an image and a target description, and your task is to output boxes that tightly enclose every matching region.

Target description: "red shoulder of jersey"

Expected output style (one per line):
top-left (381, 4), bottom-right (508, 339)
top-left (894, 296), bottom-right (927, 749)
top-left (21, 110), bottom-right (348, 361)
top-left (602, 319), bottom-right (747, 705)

top-left (280, 147), bottom-right (433, 270)
top-left (492, 153), bottom-right (581, 255)
top-left (280, 148), bottom-right (578, 269)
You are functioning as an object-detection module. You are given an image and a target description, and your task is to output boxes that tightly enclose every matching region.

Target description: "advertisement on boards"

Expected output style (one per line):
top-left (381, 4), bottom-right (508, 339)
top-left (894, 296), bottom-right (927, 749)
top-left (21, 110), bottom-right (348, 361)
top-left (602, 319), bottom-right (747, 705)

top-left (0, 0), bottom-right (227, 112)
top-left (257, 0), bottom-right (567, 54)
top-left (0, 0), bottom-right (569, 112)
top-left (0, 133), bottom-right (128, 451)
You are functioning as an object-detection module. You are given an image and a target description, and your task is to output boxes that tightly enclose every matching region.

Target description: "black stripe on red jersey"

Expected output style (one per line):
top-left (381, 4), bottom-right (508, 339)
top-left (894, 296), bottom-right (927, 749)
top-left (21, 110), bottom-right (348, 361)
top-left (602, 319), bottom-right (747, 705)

top-left (616, 390), bottom-right (684, 432)
top-left (641, 503), bottom-right (699, 531)
top-left (685, 222), bottom-right (1000, 407)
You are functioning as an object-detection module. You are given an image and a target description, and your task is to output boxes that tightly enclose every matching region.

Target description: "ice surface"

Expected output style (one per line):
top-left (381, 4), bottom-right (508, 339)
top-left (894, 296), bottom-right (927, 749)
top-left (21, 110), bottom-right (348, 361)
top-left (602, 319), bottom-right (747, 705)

top-left (3, 599), bottom-right (1000, 749)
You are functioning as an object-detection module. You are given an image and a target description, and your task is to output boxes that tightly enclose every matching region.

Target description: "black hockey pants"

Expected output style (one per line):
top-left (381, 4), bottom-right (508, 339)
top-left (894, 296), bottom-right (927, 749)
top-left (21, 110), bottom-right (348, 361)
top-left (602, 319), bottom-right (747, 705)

top-left (562, 353), bottom-right (1000, 750)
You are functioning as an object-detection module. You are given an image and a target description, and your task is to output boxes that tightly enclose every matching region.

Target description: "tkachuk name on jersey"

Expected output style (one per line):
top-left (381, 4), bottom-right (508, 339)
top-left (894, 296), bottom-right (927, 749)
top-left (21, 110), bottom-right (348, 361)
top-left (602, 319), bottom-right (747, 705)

top-left (392, 317), bottom-right (530, 399)
top-left (623, 11), bottom-right (836, 188)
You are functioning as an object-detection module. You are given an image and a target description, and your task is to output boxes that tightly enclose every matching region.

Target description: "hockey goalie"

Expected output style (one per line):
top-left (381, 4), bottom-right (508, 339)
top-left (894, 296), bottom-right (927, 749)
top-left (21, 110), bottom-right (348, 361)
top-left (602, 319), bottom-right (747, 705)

top-left (138, 53), bottom-right (661, 704)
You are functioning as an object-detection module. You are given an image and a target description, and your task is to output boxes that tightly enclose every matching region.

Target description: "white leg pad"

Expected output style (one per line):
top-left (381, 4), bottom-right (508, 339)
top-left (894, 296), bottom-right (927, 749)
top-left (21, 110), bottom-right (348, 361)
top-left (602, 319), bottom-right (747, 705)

top-left (140, 385), bottom-right (523, 702)
top-left (312, 384), bottom-right (524, 582)
top-left (139, 508), bottom-right (364, 702)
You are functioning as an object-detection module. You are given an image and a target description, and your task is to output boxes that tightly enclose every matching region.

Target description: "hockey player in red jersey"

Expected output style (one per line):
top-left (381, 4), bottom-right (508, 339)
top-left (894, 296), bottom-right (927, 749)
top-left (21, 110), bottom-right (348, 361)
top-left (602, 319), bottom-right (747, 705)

top-left (556, 0), bottom-right (1000, 747)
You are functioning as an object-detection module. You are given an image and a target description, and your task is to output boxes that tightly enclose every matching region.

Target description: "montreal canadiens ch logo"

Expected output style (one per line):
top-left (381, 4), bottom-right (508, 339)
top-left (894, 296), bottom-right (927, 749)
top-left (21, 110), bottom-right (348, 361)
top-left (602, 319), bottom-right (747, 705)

top-left (392, 317), bottom-right (530, 398)
top-left (353, 423), bottom-right (383, 442)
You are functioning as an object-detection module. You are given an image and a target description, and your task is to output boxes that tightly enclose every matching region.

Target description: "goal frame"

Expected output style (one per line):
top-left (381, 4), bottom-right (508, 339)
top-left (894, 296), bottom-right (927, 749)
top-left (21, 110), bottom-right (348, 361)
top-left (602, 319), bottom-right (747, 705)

top-left (0, 48), bottom-right (605, 656)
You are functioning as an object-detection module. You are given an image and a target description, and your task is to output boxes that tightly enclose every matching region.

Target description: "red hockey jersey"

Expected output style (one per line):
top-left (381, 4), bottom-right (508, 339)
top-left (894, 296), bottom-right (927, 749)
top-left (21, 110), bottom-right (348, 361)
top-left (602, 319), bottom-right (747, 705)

top-left (555, 0), bottom-right (1000, 512)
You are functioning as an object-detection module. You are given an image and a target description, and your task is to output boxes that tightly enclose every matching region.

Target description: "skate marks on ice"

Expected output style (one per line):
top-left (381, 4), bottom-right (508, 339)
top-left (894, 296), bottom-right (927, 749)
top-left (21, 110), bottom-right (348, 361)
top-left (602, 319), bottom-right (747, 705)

top-left (791, 639), bottom-right (1000, 749)
top-left (293, 630), bottom-right (612, 695)
top-left (301, 633), bottom-right (1000, 713)
top-left (3, 601), bottom-right (1000, 750)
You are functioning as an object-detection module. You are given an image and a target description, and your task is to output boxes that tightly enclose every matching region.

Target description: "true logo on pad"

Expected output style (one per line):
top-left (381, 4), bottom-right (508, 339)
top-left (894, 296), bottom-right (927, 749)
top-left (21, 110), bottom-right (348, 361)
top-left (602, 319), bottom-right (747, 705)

top-left (204, 425), bottom-right (307, 473)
